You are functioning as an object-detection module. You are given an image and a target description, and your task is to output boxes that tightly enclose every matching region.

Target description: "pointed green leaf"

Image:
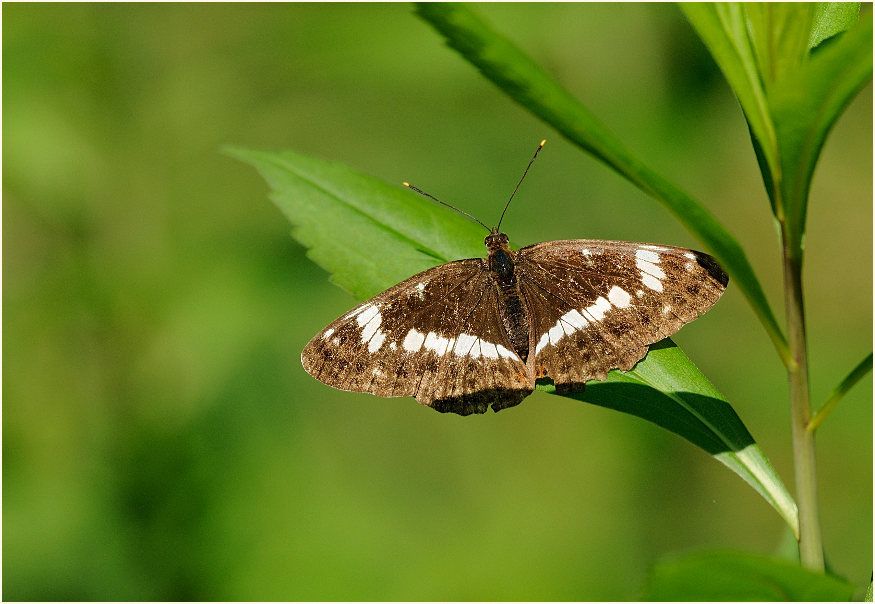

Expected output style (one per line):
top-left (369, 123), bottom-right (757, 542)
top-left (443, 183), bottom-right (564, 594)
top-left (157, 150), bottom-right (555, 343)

top-left (745, 4), bottom-right (814, 85)
top-left (226, 146), bottom-right (486, 300)
top-left (685, 4), bottom-right (869, 257)
top-left (809, 3), bottom-right (861, 49)
top-left (769, 14), bottom-right (872, 256)
top-left (809, 352), bottom-right (873, 432)
top-left (415, 2), bottom-right (790, 365)
top-left (542, 339), bottom-right (798, 535)
top-left (643, 550), bottom-right (856, 601)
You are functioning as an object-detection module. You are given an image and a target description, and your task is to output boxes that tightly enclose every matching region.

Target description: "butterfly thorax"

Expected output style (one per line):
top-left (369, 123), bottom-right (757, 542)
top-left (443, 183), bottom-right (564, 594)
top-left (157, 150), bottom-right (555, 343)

top-left (485, 229), bottom-right (530, 362)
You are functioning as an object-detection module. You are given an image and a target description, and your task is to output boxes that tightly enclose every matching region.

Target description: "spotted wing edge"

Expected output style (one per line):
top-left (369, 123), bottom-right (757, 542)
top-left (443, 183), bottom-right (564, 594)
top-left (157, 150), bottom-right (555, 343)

top-left (516, 239), bottom-right (729, 389)
top-left (301, 258), bottom-right (533, 415)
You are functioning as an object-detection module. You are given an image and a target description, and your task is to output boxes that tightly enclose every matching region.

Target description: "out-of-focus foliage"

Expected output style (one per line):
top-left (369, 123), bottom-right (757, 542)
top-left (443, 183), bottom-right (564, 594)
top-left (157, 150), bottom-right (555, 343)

top-left (3, 4), bottom-right (871, 600)
top-left (643, 550), bottom-right (856, 600)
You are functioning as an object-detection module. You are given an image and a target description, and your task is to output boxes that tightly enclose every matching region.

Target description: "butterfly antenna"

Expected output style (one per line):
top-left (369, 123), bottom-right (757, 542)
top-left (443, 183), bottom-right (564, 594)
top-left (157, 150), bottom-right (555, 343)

top-left (403, 182), bottom-right (492, 232)
top-left (497, 139), bottom-right (546, 231)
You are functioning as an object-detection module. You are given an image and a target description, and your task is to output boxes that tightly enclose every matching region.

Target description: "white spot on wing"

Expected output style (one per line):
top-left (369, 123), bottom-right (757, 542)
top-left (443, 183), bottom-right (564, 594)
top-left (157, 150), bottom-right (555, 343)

top-left (536, 307), bottom-right (593, 356)
top-left (561, 309), bottom-right (588, 330)
top-left (359, 310), bottom-right (383, 344)
top-left (636, 258), bottom-right (665, 280)
top-left (683, 252), bottom-right (696, 260)
top-left (581, 307), bottom-right (597, 323)
top-left (535, 332), bottom-right (550, 355)
top-left (322, 328), bottom-right (335, 340)
top-left (635, 248), bottom-right (661, 263)
top-left (453, 333), bottom-right (477, 356)
top-left (479, 340), bottom-right (499, 359)
top-left (496, 344), bottom-right (516, 359)
top-left (403, 328), bottom-right (425, 352)
top-left (424, 332), bottom-right (451, 356)
top-left (587, 296), bottom-right (612, 321)
top-left (642, 273), bottom-right (664, 292)
top-left (559, 319), bottom-right (576, 336)
top-left (343, 306), bottom-right (365, 320)
top-left (608, 285), bottom-right (632, 309)
top-left (367, 330), bottom-right (386, 353)
top-left (355, 304), bottom-right (379, 326)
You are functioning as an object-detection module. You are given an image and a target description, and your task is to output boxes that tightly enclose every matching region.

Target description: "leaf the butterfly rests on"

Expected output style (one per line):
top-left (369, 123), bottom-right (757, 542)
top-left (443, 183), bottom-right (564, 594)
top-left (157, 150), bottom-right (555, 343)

top-left (231, 143), bottom-right (798, 538)
top-left (300, 142), bottom-right (729, 416)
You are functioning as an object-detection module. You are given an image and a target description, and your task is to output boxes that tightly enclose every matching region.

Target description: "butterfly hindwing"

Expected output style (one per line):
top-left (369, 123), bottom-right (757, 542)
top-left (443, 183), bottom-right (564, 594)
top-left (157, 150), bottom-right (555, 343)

top-left (301, 259), bottom-right (532, 415)
top-left (516, 240), bottom-right (728, 391)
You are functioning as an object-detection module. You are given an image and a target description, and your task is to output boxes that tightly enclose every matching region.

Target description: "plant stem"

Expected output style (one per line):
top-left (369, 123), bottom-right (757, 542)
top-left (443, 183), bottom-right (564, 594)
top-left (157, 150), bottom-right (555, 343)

top-left (781, 237), bottom-right (824, 570)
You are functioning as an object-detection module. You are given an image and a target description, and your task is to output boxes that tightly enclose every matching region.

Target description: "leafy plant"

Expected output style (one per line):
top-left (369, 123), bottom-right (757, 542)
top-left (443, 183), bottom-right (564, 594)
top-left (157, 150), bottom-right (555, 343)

top-left (231, 2), bottom-right (871, 599)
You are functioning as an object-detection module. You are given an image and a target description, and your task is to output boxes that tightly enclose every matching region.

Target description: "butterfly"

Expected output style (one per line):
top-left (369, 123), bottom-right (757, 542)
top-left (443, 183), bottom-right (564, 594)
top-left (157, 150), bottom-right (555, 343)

top-left (301, 141), bottom-right (728, 415)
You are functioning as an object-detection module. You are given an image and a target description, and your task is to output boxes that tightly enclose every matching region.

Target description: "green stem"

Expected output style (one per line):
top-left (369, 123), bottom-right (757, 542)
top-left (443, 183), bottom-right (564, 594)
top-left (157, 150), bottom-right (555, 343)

top-left (781, 234), bottom-right (823, 570)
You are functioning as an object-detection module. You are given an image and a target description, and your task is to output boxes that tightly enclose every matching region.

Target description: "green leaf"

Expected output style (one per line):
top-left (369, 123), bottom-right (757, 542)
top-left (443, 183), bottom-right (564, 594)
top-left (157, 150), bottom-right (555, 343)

top-left (810, 3), bottom-right (861, 49)
top-left (415, 2), bottom-right (790, 366)
top-left (684, 4), bottom-right (870, 258)
top-left (643, 550), bottom-right (856, 601)
top-left (769, 13), bottom-right (872, 257)
top-left (808, 352), bottom-right (873, 432)
top-left (225, 146), bottom-right (486, 300)
top-left (745, 4), bottom-right (815, 85)
top-left (542, 339), bottom-right (798, 535)
top-left (231, 145), bottom-right (798, 533)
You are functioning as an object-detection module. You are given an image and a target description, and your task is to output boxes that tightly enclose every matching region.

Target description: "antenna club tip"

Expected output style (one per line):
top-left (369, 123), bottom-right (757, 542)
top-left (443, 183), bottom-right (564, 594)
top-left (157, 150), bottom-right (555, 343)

top-left (402, 182), bottom-right (411, 187)
top-left (539, 139), bottom-right (546, 147)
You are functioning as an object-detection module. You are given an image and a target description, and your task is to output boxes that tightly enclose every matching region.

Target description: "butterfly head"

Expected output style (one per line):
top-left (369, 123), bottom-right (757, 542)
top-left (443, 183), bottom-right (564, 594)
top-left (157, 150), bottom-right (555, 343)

top-left (485, 229), bottom-right (510, 252)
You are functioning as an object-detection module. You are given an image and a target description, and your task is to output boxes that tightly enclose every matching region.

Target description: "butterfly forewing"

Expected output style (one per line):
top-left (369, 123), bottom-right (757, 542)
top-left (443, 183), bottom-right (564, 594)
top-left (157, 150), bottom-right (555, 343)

top-left (516, 240), bottom-right (728, 392)
top-left (301, 259), bottom-right (532, 415)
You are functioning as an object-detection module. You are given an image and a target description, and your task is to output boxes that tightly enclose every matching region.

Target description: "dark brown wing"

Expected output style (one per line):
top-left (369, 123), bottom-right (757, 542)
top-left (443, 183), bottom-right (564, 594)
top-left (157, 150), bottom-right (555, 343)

top-left (301, 259), bottom-right (533, 415)
top-left (516, 240), bottom-right (728, 390)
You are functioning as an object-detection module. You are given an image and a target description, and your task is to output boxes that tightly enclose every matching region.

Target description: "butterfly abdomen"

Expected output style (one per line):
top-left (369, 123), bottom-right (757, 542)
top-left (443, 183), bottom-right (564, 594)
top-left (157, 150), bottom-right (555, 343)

top-left (488, 242), bottom-right (531, 363)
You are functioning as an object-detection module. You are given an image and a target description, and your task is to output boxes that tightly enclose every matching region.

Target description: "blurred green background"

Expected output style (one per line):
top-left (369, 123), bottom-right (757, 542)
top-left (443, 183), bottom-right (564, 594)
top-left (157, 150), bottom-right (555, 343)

top-left (4, 3), bottom-right (871, 600)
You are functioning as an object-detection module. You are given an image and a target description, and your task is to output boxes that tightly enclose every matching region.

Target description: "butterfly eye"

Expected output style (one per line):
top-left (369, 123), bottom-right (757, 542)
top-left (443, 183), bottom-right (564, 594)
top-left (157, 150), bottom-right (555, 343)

top-left (484, 232), bottom-right (509, 250)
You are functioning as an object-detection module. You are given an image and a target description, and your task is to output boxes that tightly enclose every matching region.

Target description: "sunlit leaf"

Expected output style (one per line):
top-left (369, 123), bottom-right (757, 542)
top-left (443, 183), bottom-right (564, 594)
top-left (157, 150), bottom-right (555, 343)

top-left (226, 146), bottom-right (486, 300)
top-left (746, 4), bottom-right (814, 85)
top-left (543, 340), bottom-right (798, 534)
top-left (684, 4), bottom-right (870, 257)
top-left (231, 147), bottom-right (798, 534)
top-left (769, 14), bottom-right (872, 255)
top-left (809, 3), bottom-right (861, 49)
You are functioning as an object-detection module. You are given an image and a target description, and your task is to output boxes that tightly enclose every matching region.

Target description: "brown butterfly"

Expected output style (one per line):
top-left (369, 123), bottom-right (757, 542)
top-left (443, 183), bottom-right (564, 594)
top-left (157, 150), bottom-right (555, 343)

top-left (302, 141), bottom-right (727, 415)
